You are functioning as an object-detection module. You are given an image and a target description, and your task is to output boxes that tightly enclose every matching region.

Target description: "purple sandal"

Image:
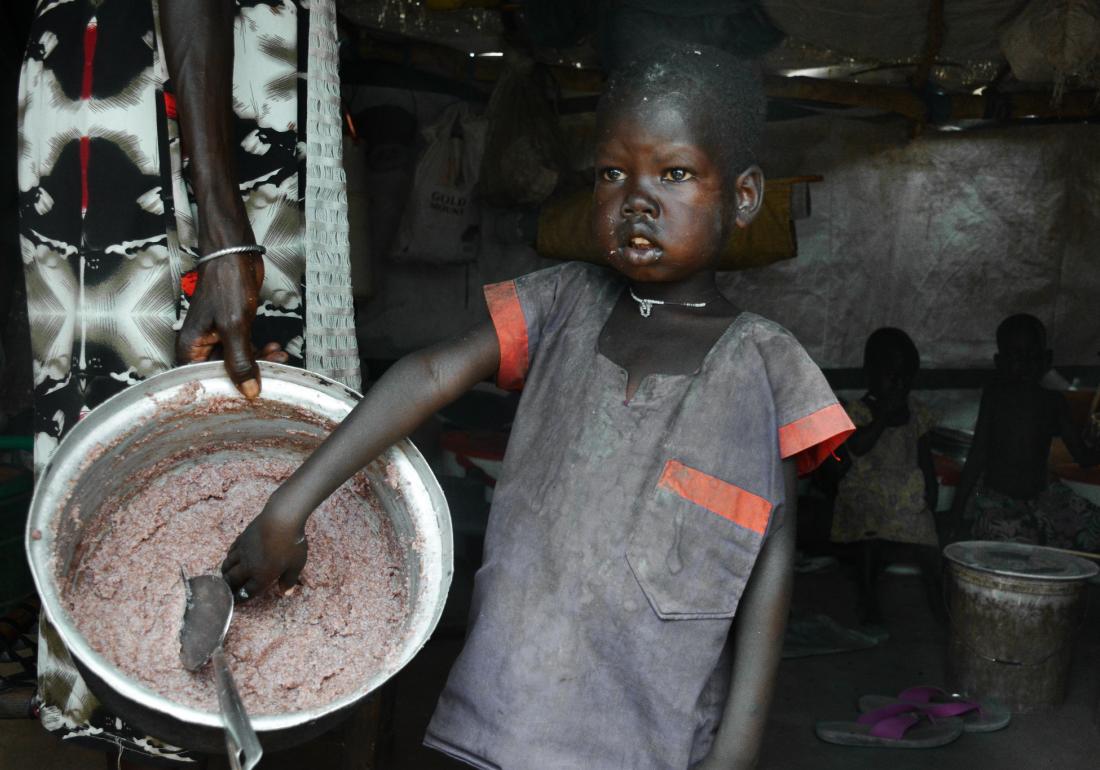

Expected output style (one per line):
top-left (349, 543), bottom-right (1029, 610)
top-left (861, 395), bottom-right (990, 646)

top-left (858, 685), bottom-right (1011, 733)
top-left (816, 703), bottom-right (964, 748)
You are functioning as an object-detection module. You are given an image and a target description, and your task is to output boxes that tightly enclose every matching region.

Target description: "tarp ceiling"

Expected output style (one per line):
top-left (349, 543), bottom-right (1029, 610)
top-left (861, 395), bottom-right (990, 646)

top-left (763, 0), bottom-right (1016, 63)
top-left (337, 0), bottom-right (1100, 95)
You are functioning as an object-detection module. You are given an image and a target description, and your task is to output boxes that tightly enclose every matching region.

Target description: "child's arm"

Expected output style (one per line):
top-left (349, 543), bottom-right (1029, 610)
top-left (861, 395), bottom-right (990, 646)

top-left (697, 458), bottom-right (797, 770)
top-left (843, 394), bottom-right (901, 456)
top-left (949, 389), bottom-right (992, 539)
top-left (222, 322), bottom-right (501, 597)
top-left (918, 434), bottom-right (939, 515)
top-left (1056, 392), bottom-right (1100, 468)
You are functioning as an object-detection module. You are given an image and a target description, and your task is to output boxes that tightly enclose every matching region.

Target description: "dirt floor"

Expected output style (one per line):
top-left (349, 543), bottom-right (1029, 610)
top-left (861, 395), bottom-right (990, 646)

top-left (3, 562), bottom-right (1099, 769)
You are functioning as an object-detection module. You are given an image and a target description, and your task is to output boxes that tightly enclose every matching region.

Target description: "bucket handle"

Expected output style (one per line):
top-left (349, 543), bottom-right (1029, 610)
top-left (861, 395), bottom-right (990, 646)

top-left (944, 577), bottom-right (1090, 668)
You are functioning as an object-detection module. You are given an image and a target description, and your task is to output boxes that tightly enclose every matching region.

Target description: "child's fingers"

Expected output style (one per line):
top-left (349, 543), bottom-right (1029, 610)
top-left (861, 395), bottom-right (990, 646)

top-left (222, 563), bottom-right (251, 593)
top-left (278, 540), bottom-right (308, 592)
top-left (221, 548), bottom-right (241, 574)
top-left (278, 568), bottom-right (302, 592)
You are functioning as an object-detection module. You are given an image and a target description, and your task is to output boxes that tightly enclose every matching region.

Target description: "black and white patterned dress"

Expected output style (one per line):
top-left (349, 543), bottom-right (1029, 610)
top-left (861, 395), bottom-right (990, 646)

top-left (18, 0), bottom-right (342, 760)
top-left (19, 0), bottom-right (314, 475)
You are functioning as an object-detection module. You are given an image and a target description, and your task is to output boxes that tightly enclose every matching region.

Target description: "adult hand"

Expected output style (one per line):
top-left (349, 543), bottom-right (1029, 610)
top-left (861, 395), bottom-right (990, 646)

top-left (221, 493), bottom-right (308, 600)
top-left (176, 252), bottom-right (265, 398)
top-left (206, 341), bottom-right (290, 366)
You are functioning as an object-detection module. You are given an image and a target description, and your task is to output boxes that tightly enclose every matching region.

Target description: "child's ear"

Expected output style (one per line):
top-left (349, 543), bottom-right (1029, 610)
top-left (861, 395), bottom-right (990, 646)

top-left (733, 165), bottom-right (764, 229)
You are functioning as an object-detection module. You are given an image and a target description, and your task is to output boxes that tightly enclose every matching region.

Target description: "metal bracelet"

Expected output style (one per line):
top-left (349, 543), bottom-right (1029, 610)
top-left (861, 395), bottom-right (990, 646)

top-left (194, 244), bottom-right (267, 266)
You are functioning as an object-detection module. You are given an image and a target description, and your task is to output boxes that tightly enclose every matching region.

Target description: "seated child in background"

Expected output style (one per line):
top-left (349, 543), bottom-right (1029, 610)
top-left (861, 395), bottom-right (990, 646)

top-left (952, 314), bottom-right (1100, 549)
top-left (219, 46), bottom-right (854, 770)
top-left (831, 328), bottom-right (942, 626)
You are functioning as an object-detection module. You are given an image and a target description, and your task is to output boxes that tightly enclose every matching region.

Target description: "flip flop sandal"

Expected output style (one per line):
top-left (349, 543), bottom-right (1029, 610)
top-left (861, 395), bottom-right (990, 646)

top-left (816, 703), bottom-right (964, 748)
top-left (858, 685), bottom-right (1011, 733)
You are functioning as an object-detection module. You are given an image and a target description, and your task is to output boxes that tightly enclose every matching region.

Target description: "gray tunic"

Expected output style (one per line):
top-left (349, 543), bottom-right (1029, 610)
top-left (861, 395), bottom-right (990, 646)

top-left (425, 262), bottom-right (852, 770)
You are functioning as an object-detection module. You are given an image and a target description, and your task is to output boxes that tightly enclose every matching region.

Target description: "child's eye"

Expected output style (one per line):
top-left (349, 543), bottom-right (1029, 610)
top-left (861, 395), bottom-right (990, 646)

top-left (662, 168), bottom-right (694, 182)
top-left (600, 167), bottom-right (625, 182)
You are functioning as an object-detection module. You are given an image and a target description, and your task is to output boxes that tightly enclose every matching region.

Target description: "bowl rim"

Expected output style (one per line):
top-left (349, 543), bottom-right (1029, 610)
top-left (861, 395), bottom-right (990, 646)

top-left (26, 361), bottom-right (453, 732)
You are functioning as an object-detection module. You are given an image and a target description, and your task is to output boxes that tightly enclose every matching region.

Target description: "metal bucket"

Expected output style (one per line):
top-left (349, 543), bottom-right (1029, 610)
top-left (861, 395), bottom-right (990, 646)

top-left (25, 362), bottom-right (452, 753)
top-left (945, 541), bottom-right (1097, 713)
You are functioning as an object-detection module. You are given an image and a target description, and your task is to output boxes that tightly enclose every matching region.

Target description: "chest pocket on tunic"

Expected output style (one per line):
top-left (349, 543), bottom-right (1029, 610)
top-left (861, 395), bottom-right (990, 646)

top-left (626, 460), bottom-right (774, 620)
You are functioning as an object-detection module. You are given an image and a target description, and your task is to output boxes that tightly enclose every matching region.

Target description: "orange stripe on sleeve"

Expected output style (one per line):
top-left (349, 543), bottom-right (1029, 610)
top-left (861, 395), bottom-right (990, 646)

top-left (778, 402), bottom-right (856, 476)
top-left (483, 280), bottom-right (529, 391)
top-left (658, 460), bottom-right (773, 535)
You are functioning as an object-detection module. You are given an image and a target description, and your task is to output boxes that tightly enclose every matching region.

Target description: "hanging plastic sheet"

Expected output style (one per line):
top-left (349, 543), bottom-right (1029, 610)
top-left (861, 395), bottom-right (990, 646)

top-left (721, 116), bottom-right (1100, 368)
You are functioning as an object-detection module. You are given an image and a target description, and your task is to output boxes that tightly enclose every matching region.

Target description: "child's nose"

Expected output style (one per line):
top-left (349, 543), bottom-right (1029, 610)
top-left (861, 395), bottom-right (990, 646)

top-left (621, 189), bottom-right (658, 219)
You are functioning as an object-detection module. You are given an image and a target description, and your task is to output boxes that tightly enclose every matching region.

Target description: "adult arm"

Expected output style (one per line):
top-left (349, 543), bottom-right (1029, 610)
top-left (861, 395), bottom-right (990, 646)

top-left (161, 0), bottom-right (265, 398)
top-left (697, 458), bottom-right (797, 770)
top-left (222, 321), bottom-right (501, 596)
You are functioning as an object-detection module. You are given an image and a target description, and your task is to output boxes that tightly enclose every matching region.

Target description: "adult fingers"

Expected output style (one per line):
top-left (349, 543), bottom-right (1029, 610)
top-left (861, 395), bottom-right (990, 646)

top-left (218, 315), bottom-right (260, 399)
top-left (176, 308), bottom-right (217, 365)
top-left (187, 331), bottom-right (221, 363)
top-left (259, 341), bottom-right (289, 364)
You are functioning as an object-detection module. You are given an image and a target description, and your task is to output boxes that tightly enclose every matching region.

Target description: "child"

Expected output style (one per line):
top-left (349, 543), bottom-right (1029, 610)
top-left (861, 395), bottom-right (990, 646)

top-left (951, 314), bottom-right (1100, 549)
top-left (830, 328), bottom-right (941, 626)
top-left (221, 46), bottom-right (853, 770)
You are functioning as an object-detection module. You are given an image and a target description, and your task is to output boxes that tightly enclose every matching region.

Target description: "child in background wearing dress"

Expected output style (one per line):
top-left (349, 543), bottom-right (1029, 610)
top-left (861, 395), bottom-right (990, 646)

top-left (831, 328), bottom-right (942, 627)
top-left (220, 46), bottom-right (853, 770)
top-left (951, 314), bottom-right (1100, 549)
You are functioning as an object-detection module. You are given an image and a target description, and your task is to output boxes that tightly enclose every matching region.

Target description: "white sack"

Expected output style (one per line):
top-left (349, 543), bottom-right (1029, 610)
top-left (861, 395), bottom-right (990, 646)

top-left (392, 103), bottom-right (486, 264)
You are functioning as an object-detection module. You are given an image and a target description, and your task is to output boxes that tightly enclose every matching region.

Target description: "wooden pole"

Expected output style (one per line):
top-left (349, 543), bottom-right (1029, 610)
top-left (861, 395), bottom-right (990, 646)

top-left (913, 0), bottom-right (945, 90)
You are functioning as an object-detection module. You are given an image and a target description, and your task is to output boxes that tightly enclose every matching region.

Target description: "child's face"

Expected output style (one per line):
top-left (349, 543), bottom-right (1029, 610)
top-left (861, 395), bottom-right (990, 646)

top-left (592, 97), bottom-right (759, 283)
top-left (995, 331), bottom-right (1051, 383)
top-left (867, 351), bottom-right (913, 401)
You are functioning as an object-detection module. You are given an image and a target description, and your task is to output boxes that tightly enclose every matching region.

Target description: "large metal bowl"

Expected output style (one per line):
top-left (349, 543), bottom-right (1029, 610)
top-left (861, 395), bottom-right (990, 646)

top-left (25, 362), bottom-right (452, 753)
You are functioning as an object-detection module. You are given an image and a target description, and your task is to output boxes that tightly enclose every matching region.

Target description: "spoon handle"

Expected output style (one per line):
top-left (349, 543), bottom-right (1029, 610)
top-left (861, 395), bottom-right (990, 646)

top-left (212, 645), bottom-right (263, 770)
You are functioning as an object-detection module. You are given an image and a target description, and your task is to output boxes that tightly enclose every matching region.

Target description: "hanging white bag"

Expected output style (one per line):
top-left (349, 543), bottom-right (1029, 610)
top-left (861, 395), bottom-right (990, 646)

top-left (391, 102), bottom-right (486, 264)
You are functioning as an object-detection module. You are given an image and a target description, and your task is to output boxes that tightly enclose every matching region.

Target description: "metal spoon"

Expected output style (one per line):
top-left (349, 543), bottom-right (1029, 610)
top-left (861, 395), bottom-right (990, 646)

top-left (179, 571), bottom-right (263, 770)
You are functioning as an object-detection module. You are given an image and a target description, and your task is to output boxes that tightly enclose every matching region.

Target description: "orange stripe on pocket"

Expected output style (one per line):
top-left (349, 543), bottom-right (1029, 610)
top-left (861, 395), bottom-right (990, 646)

top-left (658, 460), bottom-right (773, 535)
top-left (484, 280), bottom-right (529, 391)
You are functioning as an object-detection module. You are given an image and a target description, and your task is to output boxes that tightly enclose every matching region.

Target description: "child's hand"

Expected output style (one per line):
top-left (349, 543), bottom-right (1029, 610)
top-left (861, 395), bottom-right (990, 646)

top-left (869, 388), bottom-right (909, 425)
top-left (221, 502), bottom-right (308, 600)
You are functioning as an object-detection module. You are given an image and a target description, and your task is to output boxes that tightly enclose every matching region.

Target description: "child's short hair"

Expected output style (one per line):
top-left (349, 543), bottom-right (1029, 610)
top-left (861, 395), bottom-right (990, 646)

top-left (598, 44), bottom-right (765, 179)
top-left (996, 313), bottom-right (1047, 350)
top-left (864, 327), bottom-right (920, 377)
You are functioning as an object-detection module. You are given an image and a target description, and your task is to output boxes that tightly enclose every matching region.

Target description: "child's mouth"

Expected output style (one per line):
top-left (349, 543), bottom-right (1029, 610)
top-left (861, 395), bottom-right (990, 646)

top-left (621, 235), bottom-right (663, 266)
